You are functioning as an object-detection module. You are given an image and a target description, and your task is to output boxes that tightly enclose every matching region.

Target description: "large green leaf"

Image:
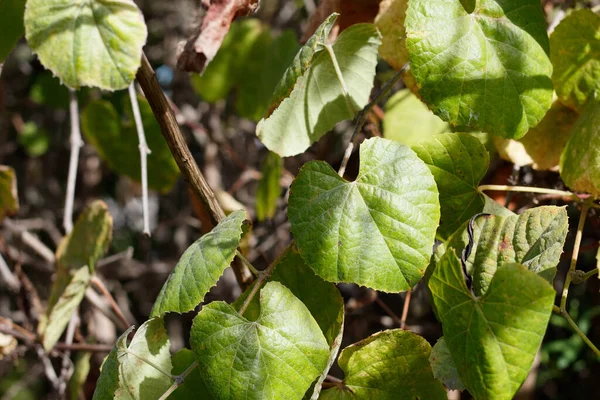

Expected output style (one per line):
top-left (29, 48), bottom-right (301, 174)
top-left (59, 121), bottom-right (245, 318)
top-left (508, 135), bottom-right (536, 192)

top-left (383, 89), bottom-right (450, 146)
top-left (150, 210), bottom-right (247, 317)
top-left (0, 0), bottom-right (26, 62)
top-left (412, 132), bottom-right (489, 240)
top-left (232, 247), bottom-right (345, 399)
top-left (191, 282), bottom-right (329, 400)
top-left (0, 166), bottom-right (19, 220)
top-left (550, 9), bottom-right (600, 112)
top-left (444, 206), bottom-right (568, 296)
top-left (169, 349), bottom-right (212, 400)
top-left (256, 20), bottom-right (380, 157)
top-left (256, 152), bottom-right (282, 221)
top-left (24, 0), bottom-right (147, 90)
top-left (495, 100), bottom-right (578, 170)
top-left (405, 0), bottom-right (553, 139)
top-left (429, 252), bottom-right (554, 400)
top-left (429, 337), bottom-right (465, 391)
top-left (560, 94), bottom-right (600, 196)
top-left (320, 330), bottom-right (446, 399)
top-left (81, 97), bottom-right (179, 193)
top-left (289, 137), bottom-right (440, 292)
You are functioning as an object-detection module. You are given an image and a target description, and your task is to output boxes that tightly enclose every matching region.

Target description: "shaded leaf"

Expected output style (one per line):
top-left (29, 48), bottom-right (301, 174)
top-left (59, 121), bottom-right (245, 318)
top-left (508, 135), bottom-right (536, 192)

top-left (257, 20), bottom-right (380, 157)
top-left (429, 252), bottom-right (554, 400)
top-left (256, 152), bottom-right (282, 221)
top-left (560, 94), bottom-right (600, 196)
top-left (18, 122), bottom-right (50, 157)
top-left (0, 166), bottom-right (19, 221)
top-left (0, 0), bottom-right (26, 62)
top-left (92, 327), bottom-right (134, 400)
top-left (320, 329), bottom-right (446, 399)
top-left (81, 97), bottom-right (179, 193)
top-left (24, 0), bottom-right (147, 90)
top-left (68, 351), bottom-right (92, 400)
top-left (29, 72), bottom-right (69, 108)
top-left (383, 89), bottom-right (450, 146)
top-left (191, 281), bottom-right (330, 400)
top-left (289, 137), bottom-right (440, 292)
top-left (550, 9), bottom-right (600, 112)
top-left (495, 100), bottom-right (578, 170)
top-left (429, 337), bottom-right (465, 391)
top-left (150, 210), bottom-right (247, 317)
top-left (375, 0), bottom-right (409, 71)
top-left (406, 0), bottom-right (553, 138)
top-left (412, 132), bottom-right (489, 239)
top-left (169, 349), bottom-right (212, 400)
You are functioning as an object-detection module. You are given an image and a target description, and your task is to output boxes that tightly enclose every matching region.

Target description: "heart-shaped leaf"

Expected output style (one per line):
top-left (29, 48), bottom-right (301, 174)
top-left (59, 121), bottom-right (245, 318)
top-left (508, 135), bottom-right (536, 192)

top-left (0, 166), bottom-right (19, 221)
top-left (560, 94), bottom-right (600, 196)
top-left (405, 0), bottom-right (553, 138)
top-left (550, 9), bottom-right (600, 112)
top-left (151, 210), bottom-right (247, 317)
top-left (81, 97), bottom-right (179, 193)
top-left (289, 137), bottom-right (440, 292)
top-left (494, 100), bottom-right (578, 170)
top-left (412, 132), bottom-right (489, 239)
top-left (320, 329), bottom-right (447, 399)
top-left (191, 281), bottom-right (330, 400)
top-left (429, 252), bottom-right (554, 400)
top-left (256, 17), bottom-right (380, 157)
top-left (24, 0), bottom-right (147, 90)
top-left (429, 337), bottom-right (465, 391)
top-left (0, 0), bottom-right (26, 62)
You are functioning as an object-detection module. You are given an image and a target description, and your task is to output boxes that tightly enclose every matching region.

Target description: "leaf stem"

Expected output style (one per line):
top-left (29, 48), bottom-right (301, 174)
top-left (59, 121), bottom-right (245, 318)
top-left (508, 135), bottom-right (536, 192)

top-left (553, 305), bottom-right (600, 357)
top-left (400, 289), bottom-right (412, 330)
top-left (478, 184), bottom-right (580, 201)
top-left (128, 82), bottom-right (152, 237)
top-left (64, 89), bottom-right (83, 233)
top-left (322, 44), bottom-right (356, 116)
top-left (560, 200), bottom-right (592, 312)
top-left (338, 63), bottom-right (409, 177)
top-left (158, 361), bottom-right (199, 400)
top-left (236, 250), bottom-right (259, 276)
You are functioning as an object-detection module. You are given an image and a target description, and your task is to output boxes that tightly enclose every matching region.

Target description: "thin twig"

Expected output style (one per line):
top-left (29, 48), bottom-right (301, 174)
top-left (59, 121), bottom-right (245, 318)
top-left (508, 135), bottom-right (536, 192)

top-left (553, 305), bottom-right (600, 357)
top-left (136, 53), bottom-right (252, 288)
top-left (129, 82), bottom-right (152, 236)
top-left (58, 313), bottom-right (78, 396)
top-left (97, 247), bottom-right (134, 269)
top-left (3, 219), bottom-right (56, 263)
top-left (338, 63), bottom-right (409, 177)
top-left (0, 252), bottom-right (20, 291)
top-left (158, 361), bottom-right (199, 400)
top-left (37, 346), bottom-right (60, 389)
top-left (236, 250), bottom-right (259, 276)
top-left (374, 297), bottom-right (402, 327)
top-left (54, 342), bottom-right (114, 352)
top-left (90, 276), bottom-right (130, 329)
top-left (478, 184), bottom-right (580, 202)
top-left (64, 89), bottom-right (83, 233)
top-left (400, 289), bottom-right (412, 330)
top-left (85, 288), bottom-right (128, 330)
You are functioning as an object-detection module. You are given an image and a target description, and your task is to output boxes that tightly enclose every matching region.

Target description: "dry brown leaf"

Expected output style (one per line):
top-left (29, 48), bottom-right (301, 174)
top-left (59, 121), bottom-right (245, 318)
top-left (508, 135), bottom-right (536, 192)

top-left (177, 0), bottom-right (260, 73)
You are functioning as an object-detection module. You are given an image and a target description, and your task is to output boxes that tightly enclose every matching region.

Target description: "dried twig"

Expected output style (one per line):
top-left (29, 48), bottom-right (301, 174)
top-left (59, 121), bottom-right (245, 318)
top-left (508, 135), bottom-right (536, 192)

top-left (64, 89), bottom-right (83, 233)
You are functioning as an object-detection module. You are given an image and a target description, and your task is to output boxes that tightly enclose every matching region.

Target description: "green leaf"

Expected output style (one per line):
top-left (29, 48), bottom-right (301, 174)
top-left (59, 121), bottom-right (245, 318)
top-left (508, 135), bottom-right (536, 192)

top-left (18, 121), bottom-right (50, 157)
top-left (191, 281), bottom-right (330, 400)
top-left (412, 132), bottom-right (489, 240)
top-left (24, 0), bottom-right (147, 90)
top-left (446, 206), bottom-right (568, 296)
top-left (256, 152), bottom-right (282, 221)
top-left (383, 89), bottom-right (451, 146)
top-left (320, 330), bottom-right (447, 399)
top-left (560, 94), bottom-right (600, 196)
top-left (550, 9), bottom-right (600, 112)
top-left (232, 247), bottom-right (345, 399)
top-left (405, 0), bottom-right (553, 139)
top-left (0, 0), bottom-right (26, 62)
top-left (289, 137), bottom-right (440, 292)
top-left (0, 166), bottom-right (19, 221)
top-left (68, 351), bottom-right (92, 400)
top-left (256, 21), bottom-right (380, 157)
top-left (494, 100), bottom-right (578, 170)
top-left (41, 266), bottom-right (90, 351)
top-left (93, 327), bottom-right (134, 400)
top-left (429, 252), bottom-right (554, 400)
top-left (169, 349), bottom-right (212, 400)
top-left (81, 97), bottom-right (179, 193)
top-left (150, 210), bottom-right (247, 317)
top-left (429, 337), bottom-right (465, 391)
top-left (375, 0), bottom-right (409, 71)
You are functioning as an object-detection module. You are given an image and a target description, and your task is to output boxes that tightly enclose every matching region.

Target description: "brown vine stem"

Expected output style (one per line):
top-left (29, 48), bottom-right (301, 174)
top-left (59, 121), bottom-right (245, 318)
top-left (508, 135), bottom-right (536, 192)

top-left (158, 361), bottom-right (199, 400)
top-left (136, 53), bottom-right (252, 288)
top-left (400, 289), bottom-right (412, 330)
top-left (90, 276), bottom-right (130, 329)
top-left (338, 63), bottom-right (409, 177)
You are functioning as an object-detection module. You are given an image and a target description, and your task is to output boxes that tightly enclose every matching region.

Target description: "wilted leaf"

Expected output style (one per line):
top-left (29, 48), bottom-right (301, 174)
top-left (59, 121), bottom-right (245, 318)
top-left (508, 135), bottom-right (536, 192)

top-left (289, 137), bottom-right (440, 292)
top-left (550, 9), bottom-right (600, 111)
top-left (375, 0), bottom-right (409, 71)
top-left (0, 166), bottom-right (19, 220)
top-left (495, 101), bottom-right (578, 170)
top-left (257, 18), bottom-right (380, 157)
top-left (81, 97), bottom-right (179, 193)
top-left (320, 330), bottom-right (446, 399)
top-left (406, 0), bottom-right (553, 138)
top-left (191, 282), bottom-right (330, 400)
top-left (0, 0), bottom-right (26, 62)
top-left (560, 94), bottom-right (600, 196)
top-left (256, 152), bottom-right (282, 221)
top-left (150, 210), bottom-right (247, 317)
top-left (25, 0), bottom-right (147, 90)
top-left (429, 252), bottom-right (554, 400)
top-left (169, 349), bottom-right (212, 400)
top-left (177, 0), bottom-right (259, 73)
top-left (412, 133), bottom-right (489, 240)
top-left (429, 337), bottom-right (465, 391)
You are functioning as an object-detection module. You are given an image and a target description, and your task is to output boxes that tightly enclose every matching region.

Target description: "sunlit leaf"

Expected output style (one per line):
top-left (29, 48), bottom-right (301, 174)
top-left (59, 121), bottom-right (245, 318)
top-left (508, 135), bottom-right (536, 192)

top-left (375, 0), bottom-right (409, 71)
